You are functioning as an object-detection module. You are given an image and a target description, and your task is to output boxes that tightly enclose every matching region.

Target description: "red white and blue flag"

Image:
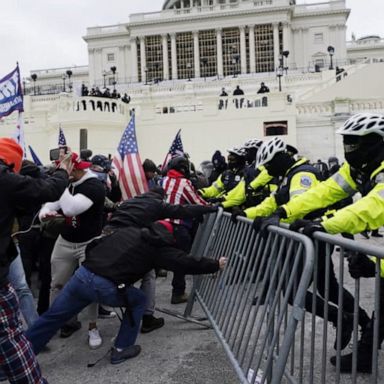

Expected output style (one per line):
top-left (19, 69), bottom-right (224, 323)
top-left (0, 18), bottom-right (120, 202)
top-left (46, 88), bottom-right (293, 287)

top-left (161, 129), bottom-right (184, 170)
top-left (112, 114), bottom-right (148, 200)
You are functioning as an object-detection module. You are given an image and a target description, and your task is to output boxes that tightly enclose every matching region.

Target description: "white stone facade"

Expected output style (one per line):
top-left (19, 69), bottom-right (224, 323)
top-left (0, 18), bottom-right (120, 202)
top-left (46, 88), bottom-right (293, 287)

top-left (2, 0), bottom-right (384, 167)
top-left (83, 0), bottom-right (349, 87)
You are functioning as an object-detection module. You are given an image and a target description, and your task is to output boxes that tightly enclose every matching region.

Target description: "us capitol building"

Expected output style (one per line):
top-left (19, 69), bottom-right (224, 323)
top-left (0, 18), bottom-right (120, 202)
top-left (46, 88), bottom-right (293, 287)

top-left (2, 0), bottom-right (384, 165)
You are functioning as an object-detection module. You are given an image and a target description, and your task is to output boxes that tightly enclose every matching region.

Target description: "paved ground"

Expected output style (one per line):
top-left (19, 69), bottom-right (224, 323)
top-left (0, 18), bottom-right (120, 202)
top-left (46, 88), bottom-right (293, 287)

top-left (6, 232), bottom-right (384, 384)
top-left (34, 276), bottom-right (238, 384)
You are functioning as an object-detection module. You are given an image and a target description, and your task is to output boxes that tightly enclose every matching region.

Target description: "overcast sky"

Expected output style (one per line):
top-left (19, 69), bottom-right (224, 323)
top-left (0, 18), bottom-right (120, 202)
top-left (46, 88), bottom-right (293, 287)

top-left (0, 0), bottom-right (383, 78)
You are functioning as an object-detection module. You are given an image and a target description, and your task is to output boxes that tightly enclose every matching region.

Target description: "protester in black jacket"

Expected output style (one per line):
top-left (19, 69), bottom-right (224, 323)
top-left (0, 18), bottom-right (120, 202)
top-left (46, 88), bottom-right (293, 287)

top-left (0, 137), bottom-right (71, 383)
top-left (26, 195), bottom-right (224, 365)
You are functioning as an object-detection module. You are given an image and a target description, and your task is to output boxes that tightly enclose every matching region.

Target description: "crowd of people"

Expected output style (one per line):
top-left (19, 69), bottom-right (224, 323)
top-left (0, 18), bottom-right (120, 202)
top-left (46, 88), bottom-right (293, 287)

top-left (1, 112), bottom-right (384, 381)
top-left (81, 84), bottom-right (131, 104)
top-left (219, 83), bottom-right (269, 109)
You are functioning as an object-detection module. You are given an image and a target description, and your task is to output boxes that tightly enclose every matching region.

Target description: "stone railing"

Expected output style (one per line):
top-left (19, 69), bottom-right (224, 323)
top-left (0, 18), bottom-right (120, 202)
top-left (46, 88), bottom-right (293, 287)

top-left (296, 98), bottom-right (384, 116)
top-left (86, 24), bottom-right (127, 36)
top-left (153, 92), bottom-right (292, 115)
top-left (72, 96), bottom-right (131, 115)
top-left (293, 0), bottom-right (346, 15)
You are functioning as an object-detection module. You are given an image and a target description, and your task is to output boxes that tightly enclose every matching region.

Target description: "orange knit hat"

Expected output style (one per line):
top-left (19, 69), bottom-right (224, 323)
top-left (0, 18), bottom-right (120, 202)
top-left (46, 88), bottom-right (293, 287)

top-left (0, 138), bottom-right (23, 173)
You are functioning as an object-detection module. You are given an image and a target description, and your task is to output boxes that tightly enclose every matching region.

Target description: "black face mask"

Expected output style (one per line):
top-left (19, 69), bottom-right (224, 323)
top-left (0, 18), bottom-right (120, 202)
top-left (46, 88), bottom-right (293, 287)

top-left (245, 148), bottom-right (257, 165)
top-left (227, 154), bottom-right (244, 170)
top-left (264, 152), bottom-right (294, 177)
top-left (343, 134), bottom-right (384, 170)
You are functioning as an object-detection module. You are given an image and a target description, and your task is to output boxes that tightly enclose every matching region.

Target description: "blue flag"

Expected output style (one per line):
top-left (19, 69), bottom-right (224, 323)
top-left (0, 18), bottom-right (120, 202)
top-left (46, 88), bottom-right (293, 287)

top-left (28, 145), bottom-right (43, 166)
top-left (0, 65), bottom-right (24, 118)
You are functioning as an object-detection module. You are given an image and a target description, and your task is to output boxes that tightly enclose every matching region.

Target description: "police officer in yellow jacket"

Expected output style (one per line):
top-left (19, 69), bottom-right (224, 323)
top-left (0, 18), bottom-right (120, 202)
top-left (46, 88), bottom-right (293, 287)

top-left (231, 137), bottom-right (320, 222)
top-left (237, 137), bottom-right (370, 355)
top-left (270, 113), bottom-right (384, 373)
top-left (221, 138), bottom-right (277, 210)
top-left (199, 147), bottom-right (246, 201)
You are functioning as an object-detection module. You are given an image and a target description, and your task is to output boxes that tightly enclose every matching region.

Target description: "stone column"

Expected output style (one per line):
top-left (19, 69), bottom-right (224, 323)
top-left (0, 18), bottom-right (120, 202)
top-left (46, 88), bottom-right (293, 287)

top-left (140, 36), bottom-right (146, 83)
top-left (240, 26), bottom-right (247, 74)
top-left (302, 28), bottom-right (308, 70)
top-left (273, 23), bottom-right (280, 70)
top-left (216, 28), bottom-right (223, 78)
top-left (130, 40), bottom-right (138, 83)
top-left (162, 34), bottom-right (169, 80)
top-left (171, 33), bottom-right (178, 80)
top-left (249, 25), bottom-right (256, 74)
top-left (193, 31), bottom-right (200, 79)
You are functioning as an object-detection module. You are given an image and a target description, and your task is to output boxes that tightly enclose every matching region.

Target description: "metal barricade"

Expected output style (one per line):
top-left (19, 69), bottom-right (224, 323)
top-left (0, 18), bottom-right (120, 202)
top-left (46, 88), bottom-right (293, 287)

top-left (184, 211), bottom-right (384, 383)
top-left (185, 211), bottom-right (315, 384)
top-left (299, 231), bottom-right (384, 384)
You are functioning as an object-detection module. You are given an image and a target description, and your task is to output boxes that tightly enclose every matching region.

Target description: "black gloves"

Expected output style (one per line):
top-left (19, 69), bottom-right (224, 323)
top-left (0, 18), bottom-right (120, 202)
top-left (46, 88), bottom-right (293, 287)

top-left (231, 207), bottom-right (246, 223)
top-left (348, 252), bottom-right (376, 279)
top-left (289, 219), bottom-right (325, 238)
top-left (206, 197), bottom-right (224, 204)
top-left (252, 208), bottom-right (287, 236)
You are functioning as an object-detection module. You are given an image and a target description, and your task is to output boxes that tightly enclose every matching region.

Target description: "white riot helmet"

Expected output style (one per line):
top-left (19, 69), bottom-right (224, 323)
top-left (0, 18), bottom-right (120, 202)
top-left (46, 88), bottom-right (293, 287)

top-left (243, 138), bottom-right (263, 150)
top-left (256, 137), bottom-right (286, 167)
top-left (227, 146), bottom-right (247, 157)
top-left (337, 113), bottom-right (384, 137)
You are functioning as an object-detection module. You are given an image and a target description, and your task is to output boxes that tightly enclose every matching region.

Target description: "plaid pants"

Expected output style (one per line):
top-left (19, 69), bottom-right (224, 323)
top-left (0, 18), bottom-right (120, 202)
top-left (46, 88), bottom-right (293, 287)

top-left (0, 284), bottom-right (47, 384)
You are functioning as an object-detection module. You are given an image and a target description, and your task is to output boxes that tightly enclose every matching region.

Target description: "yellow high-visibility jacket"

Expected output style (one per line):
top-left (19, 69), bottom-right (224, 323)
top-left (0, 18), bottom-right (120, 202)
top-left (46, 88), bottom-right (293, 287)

top-left (245, 158), bottom-right (320, 220)
top-left (282, 161), bottom-right (384, 277)
top-left (222, 166), bottom-right (274, 209)
top-left (199, 169), bottom-right (243, 199)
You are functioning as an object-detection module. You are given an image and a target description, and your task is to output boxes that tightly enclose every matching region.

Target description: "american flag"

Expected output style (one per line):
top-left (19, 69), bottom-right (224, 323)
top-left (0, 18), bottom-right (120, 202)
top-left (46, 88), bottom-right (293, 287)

top-left (112, 114), bottom-right (148, 200)
top-left (161, 130), bottom-right (184, 170)
top-left (58, 126), bottom-right (67, 146)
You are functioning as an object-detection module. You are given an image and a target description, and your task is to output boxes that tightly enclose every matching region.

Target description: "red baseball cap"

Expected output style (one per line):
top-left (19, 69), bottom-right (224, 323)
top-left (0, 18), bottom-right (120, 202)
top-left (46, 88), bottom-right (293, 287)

top-left (71, 152), bottom-right (91, 170)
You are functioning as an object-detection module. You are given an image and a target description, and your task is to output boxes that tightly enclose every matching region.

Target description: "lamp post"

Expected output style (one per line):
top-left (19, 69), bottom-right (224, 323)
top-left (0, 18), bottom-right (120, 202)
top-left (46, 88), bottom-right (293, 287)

top-left (328, 45), bottom-right (335, 70)
top-left (276, 66), bottom-right (283, 92)
top-left (282, 50), bottom-right (290, 75)
top-left (103, 70), bottom-right (107, 88)
top-left (144, 67), bottom-right (148, 85)
top-left (62, 74), bottom-right (66, 92)
top-left (186, 62), bottom-right (192, 81)
top-left (66, 70), bottom-right (73, 92)
top-left (110, 66), bottom-right (117, 90)
top-left (201, 58), bottom-right (208, 81)
top-left (31, 73), bottom-right (37, 95)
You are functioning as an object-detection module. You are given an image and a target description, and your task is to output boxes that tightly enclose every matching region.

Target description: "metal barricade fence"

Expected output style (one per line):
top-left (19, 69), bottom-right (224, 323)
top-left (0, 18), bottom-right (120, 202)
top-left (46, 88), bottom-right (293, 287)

top-left (184, 212), bottom-right (384, 384)
top-left (305, 231), bottom-right (384, 384)
top-left (184, 210), bottom-right (315, 384)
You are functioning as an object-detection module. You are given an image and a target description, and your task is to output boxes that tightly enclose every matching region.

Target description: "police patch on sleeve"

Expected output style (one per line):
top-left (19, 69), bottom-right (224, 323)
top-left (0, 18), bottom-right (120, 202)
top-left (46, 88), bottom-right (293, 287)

top-left (300, 175), bottom-right (312, 188)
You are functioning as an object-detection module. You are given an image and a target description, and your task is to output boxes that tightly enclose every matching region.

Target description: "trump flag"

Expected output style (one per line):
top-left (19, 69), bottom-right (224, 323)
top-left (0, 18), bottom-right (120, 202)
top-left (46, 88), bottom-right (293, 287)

top-left (0, 65), bottom-right (24, 118)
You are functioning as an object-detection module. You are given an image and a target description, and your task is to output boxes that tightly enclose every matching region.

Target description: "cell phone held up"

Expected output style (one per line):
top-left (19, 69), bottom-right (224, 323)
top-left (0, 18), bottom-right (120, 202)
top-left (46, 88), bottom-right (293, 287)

top-left (50, 146), bottom-right (68, 161)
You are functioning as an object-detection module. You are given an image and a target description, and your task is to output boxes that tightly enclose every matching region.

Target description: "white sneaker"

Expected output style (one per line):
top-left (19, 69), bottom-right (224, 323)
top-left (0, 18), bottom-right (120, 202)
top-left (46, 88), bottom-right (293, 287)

top-left (88, 328), bottom-right (103, 350)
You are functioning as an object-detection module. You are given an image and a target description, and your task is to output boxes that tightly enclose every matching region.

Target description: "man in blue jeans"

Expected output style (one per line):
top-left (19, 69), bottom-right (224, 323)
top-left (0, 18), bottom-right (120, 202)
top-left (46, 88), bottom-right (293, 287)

top-left (26, 220), bottom-right (226, 364)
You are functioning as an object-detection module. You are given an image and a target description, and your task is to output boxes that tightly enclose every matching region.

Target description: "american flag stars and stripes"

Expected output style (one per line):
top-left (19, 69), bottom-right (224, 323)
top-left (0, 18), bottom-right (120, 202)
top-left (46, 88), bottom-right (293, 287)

top-left (58, 126), bottom-right (67, 146)
top-left (162, 129), bottom-right (184, 170)
top-left (112, 114), bottom-right (148, 200)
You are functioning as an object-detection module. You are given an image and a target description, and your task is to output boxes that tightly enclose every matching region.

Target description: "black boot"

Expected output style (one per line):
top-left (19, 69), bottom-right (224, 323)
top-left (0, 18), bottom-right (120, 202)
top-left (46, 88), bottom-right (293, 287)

top-left (330, 343), bottom-right (372, 373)
top-left (141, 315), bottom-right (165, 333)
top-left (333, 312), bottom-right (354, 350)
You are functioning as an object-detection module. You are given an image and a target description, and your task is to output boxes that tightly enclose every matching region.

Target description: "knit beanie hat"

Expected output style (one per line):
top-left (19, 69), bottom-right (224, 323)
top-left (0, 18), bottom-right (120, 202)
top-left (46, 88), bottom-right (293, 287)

top-left (0, 138), bottom-right (23, 173)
